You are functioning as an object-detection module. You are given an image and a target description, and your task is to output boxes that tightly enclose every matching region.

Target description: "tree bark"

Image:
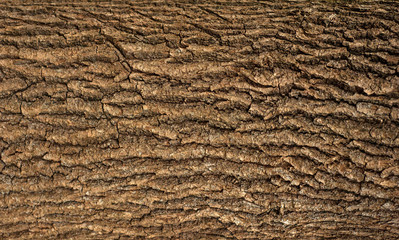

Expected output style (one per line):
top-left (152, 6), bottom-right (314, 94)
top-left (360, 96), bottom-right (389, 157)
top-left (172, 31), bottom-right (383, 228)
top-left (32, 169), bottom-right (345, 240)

top-left (0, 0), bottom-right (399, 239)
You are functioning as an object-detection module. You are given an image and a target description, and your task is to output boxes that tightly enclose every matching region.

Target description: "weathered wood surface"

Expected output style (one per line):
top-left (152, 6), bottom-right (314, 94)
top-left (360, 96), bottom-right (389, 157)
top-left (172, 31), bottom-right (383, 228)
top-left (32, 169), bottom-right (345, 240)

top-left (0, 0), bottom-right (399, 239)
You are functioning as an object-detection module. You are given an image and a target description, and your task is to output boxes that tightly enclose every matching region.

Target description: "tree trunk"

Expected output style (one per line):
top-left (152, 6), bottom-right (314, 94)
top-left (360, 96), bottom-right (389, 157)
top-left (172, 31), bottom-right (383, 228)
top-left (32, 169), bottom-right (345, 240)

top-left (0, 0), bottom-right (399, 239)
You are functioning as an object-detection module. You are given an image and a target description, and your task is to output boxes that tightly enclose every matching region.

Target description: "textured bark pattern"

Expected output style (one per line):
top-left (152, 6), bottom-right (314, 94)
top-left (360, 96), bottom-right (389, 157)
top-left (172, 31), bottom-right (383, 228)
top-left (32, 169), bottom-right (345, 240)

top-left (1, 0), bottom-right (399, 239)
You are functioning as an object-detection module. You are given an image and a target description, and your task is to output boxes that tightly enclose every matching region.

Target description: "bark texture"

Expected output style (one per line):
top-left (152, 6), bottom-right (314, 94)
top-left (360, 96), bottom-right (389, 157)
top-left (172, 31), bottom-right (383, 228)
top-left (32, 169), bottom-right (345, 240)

top-left (1, 0), bottom-right (399, 239)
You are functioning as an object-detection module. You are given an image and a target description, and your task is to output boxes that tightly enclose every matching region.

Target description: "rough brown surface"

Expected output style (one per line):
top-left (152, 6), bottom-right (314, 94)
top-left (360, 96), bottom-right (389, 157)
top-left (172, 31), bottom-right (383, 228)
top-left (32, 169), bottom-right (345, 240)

top-left (0, 0), bottom-right (399, 239)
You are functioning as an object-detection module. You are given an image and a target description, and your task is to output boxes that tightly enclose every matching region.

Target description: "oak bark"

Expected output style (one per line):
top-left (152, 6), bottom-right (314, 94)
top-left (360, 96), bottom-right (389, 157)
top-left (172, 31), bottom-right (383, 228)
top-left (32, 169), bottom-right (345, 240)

top-left (0, 0), bottom-right (399, 239)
